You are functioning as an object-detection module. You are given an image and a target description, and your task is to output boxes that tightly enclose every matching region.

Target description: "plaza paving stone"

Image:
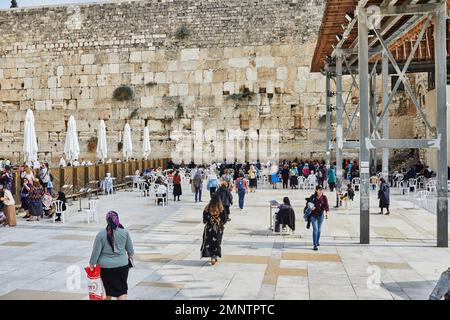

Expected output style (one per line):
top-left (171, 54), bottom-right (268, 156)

top-left (0, 182), bottom-right (449, 300)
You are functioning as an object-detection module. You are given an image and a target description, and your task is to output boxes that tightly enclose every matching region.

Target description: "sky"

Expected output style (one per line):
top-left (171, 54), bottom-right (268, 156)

top-left (0, 0), bottom-right (110, 9)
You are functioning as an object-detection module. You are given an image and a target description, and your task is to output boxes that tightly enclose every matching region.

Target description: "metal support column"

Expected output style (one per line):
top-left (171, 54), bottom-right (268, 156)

top-left (381, 52), bottom-right (389, 181)
top-left (335, 55), bottom-right (344, 207)
top-left (358, 6), bottom-right (370, 244)
top-left (326, 71), bottom-right (331, 168)
top-left (371, 72), bottom-right (378, 174)
top-left (435, 2), bottom-right (448, 248)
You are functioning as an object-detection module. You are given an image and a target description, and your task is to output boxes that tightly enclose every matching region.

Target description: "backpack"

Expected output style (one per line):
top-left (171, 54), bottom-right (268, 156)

top-left (193, 175), bottom-right (201, 188)
top-left (237, 179), bottom-right (245, 191)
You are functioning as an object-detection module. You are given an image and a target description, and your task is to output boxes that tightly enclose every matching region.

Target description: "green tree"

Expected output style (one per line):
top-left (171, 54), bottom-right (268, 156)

top-left (10, 0), bottom-right (18, 8)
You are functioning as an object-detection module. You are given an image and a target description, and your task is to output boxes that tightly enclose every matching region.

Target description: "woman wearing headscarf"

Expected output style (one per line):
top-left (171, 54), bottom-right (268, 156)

top-left (89, 211), bottom-right (134, 300)
top-left (201, 193), bottom-right (227, 265)
top-left (28, 180), bottom-right (44, 221)
top-left (172, 170), bottom-right (182, 201)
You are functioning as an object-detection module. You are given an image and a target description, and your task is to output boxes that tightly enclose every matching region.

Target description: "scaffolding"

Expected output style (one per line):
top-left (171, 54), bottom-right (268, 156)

top-left (314, 0), bottom-right (448, 247)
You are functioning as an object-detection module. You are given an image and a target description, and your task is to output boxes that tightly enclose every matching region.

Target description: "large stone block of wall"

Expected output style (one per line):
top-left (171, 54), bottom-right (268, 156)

top-left (0, 0), bottom-right (330, 164)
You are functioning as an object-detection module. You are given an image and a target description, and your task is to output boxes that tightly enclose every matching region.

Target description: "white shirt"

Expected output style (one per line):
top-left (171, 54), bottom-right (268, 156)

top-left (33, 161), bottom-right (41, 169)
top-left (59, 158), bottom-right (67, 167)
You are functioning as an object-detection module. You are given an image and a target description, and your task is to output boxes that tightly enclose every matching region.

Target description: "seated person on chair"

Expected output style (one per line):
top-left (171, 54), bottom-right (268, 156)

top-left (155, 183), bottom-right (167, 205)
top-left (104, 172), bottom-right (114, 194)
top-left (275, 197), bottom-right (296, 232)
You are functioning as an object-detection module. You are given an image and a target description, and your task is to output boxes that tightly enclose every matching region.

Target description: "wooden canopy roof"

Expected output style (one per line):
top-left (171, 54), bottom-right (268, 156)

top-left (311, 0), bottom-right (450, 73)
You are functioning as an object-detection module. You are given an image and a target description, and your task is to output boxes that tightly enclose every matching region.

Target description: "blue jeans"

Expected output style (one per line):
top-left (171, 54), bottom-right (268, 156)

top-left (311, 213), bottom-right (324, 246)
top-left (238, 190), bottom-right (246, 209)
top-left (195, 187), bottom-right (202, 202)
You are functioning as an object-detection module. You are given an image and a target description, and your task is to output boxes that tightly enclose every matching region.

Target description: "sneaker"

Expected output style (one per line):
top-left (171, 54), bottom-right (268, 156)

top-left (313, 246), bottom-right (318, 251)
top-left (227, 218), bottom-right (231, 222)
top-left (385, 212), bottom-right (390, 215)
top-left (317, 243), bottom-right (320, 246)
top-left (55, 218), bottom-right (61, 222)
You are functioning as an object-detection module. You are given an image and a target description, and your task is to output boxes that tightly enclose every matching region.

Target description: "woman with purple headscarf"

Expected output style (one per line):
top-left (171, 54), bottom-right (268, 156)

top-left (89, 211), bottom-right (134, 300)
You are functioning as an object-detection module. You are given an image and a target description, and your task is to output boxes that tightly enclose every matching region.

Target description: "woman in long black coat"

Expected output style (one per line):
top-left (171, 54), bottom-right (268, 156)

top-left (378, 178), bottom-right (390, 215)
top-left (201, 193), bottom-right (227, 265)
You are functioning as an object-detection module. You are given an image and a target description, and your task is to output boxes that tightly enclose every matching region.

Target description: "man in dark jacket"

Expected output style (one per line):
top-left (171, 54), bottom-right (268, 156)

top-left (217, 181), bottom-right (233, 221)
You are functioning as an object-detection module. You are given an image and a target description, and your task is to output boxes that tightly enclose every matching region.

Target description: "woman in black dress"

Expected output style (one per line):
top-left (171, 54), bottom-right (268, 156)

top-left (172, 170), bottom-right (182, 201)
top-left (201, 193), bottom-right (227, 265)
top-left (378, 178), bottom-right (390, 215)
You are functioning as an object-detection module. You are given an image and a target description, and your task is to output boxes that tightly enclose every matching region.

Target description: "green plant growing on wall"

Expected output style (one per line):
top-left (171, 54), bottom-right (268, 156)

top-left (175, 103), bottom-right (184, 118)
top-left (10, 0), bottom-right (18, 8)
top-left (113, 86), bottom-right (133, 101)
top-left (175, 26), bottom-right (191, 39)
top-left (228, 90), bottom-right (255, 101)
top-left (146, 82), bottom-right (157, 87)
top-left (129, 108), bottom-right (139, 119)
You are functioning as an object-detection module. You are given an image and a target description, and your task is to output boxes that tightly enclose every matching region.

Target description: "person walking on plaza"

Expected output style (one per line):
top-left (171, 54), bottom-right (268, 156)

top-left (28, 180), bottom-right (44, 221)
top-left (206, 172), bottom-right (219, 198)
top-left (310, 186), bottom-right (329, 251)
top-left (270, 162), bottom-right (280, 189)
top-left (200, 193), bottom-right (227, 266)
top-left (89, 211), bottom-right (134, 300)
top-left (327, 164), bottom-right (336, 191)
top-left (378, 177), bottom-right (390, 215)
top-left (248, 165), bottom-right (257, 193)
top-left (281, 164), bottom-right (290, 189)
top-left (172, 170), bottom-right (182, 201)
top-left (235, 173), bottom-right (248, 210)
top-left (217, 181), bottom-right (233, 221)
top-left (0, 188), bottom-right (16, 227)
top-left (290, 164), bottom-right (299, 189)
top-left (192, 168), bottom-right (203, 203)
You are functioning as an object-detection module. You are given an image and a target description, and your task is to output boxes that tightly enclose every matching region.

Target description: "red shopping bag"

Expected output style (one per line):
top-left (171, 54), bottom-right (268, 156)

top-left (84, 265), bottom-right (106, 300)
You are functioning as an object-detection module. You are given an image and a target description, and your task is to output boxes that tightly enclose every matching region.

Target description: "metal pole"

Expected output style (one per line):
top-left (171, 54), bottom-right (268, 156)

top-left (435, 2), bottom-right (448, 248)
top-left (381, 52), bottom-right (389, 181)
top-left (358, 6), bottom-right (370, 244)
top-left (335, 55), bottom-right (344, 207)
top-left (326, 71), bottom-right (331, 168)
top-left (372, 72), bottom-right (378, 174)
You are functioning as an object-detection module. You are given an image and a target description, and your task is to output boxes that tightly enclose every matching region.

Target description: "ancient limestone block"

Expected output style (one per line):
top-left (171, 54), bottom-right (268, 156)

top-left (246, 68), bottom-right (257, 81)
top-left (109, 63), bottom-right (120, 74)
top-left (276, 67), bottom-right (288, 80)
top-left (129, 51), bottom-right (142, 63)
top-left (180, 48), bottom-right (200, 61)
top-left (81, 54), bottom-right (95, 65)
top-left (228, 57), bottom-right (249, 68)
top-left (255, 56), bottom-right (275, 68)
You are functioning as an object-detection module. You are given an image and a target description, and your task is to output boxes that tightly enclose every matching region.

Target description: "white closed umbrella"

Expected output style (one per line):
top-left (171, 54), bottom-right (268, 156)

top-left (96, 120), bottom-right (108, 162)
top-left (64, 115), bottom-right (80, 163)
top-left (142, 126), bottom-right (151, 160)
top-left (122, 123), bottom-right (133, 161)
top-left (23, 109), bottom-right (38, 163)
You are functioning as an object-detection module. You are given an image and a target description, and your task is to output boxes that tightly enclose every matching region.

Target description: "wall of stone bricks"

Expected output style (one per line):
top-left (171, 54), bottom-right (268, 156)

top-left (0, 0), bottom-right (330, 164)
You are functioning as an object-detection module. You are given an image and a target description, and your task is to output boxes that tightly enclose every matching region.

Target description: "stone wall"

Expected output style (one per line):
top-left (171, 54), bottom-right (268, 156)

top-left (0, 0), bottom-right (330, 164)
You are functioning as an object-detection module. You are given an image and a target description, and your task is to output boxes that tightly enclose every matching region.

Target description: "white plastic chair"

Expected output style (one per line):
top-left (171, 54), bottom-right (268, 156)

top-left (399, 181), bottom-right (409, 195)
top-left (83, 199), bottom-right (98, 224)
top-left (53, 200), bottom-right (68, 224)
top-left (352, 178), bottom-right (360, 191)
top-left (408, 178), bottom-right (418, 194)
top-left (139, 181), bottom-right (150, 196)
top-left (298, 176), bottom-right (305, 189)
top-left (414, 190), bottom-right (430, 209)
top-left (394, 174), bottom-right (404, 188)
top-left (155, 192), bottom-right (167, 206)
top-left (426, 179), bottom-right (437, 193)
